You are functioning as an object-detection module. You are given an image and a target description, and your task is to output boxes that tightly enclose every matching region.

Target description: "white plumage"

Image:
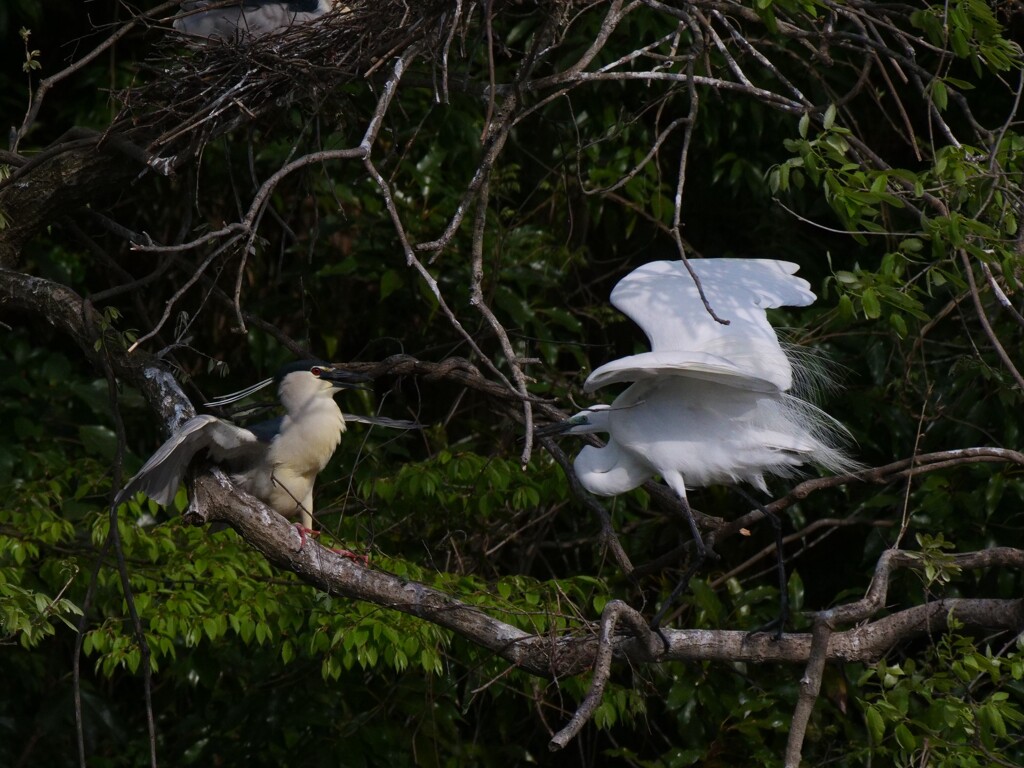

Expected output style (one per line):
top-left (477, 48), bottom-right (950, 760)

top-left (548, 258), bottom-right (856, 501)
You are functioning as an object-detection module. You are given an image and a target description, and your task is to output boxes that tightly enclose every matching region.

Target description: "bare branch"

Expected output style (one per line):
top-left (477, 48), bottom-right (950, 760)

top-left (549, 600), bottom-right (658, 751)
top-left (958, 248), bottom-right (1024, 390)
top-left (785, 620), bottom-right (832, 768)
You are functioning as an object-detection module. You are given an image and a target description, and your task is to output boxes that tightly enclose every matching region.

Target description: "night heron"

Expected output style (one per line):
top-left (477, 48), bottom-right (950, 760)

top-left (116, 361), bottom-right (380, 540)
top-left (172, 0), bottom-right (341, 39)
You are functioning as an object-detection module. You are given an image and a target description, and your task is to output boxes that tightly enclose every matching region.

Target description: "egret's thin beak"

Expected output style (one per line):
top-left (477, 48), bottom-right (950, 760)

top-left (533, 420), bottom-right (574, 438)
top-left (319, 367), bottom-right (373, 391)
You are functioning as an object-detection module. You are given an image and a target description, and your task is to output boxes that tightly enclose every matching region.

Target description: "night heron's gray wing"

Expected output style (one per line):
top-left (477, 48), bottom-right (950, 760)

top-left (115, 415), bottom-right (262, 508)
top-left (173, 0), bottom-right (332, 39)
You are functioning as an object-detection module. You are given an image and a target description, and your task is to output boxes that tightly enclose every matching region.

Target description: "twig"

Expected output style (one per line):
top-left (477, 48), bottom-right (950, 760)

top-left (720, 447), bottom-right (1024, 538)
top-left (468, 180), bottom-right (535, 465)
top-left (785, 620), bottom-right (833, 768)
top-left (959, 248), bottom-right (1024, 390)
top-left (817, 546), bottom-right (1024, 626)
top-left (549, 600), bottom-right (658, 750)
top-left (981, 261), bottom-right (1024, 329)
top-left (539, 436), bottom-right (635, 575)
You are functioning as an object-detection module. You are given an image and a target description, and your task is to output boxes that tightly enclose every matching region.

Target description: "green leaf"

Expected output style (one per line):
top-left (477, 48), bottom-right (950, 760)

top-left (837, 293), bottom-right (855, 321)
top-left (823, 103), bottom-right (837, 130)
top-left (861, 288), bottom-right (882, 319)
top-left (894, 724), bottom-right (916, 751)
top-left (379, 269), bottom-right (403, 300)
top-left (866, 706), bottom-right (885, 743)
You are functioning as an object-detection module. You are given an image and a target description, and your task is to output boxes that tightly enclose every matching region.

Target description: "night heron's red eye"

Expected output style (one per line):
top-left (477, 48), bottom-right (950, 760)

top-left (310, 366), bottom-right (323, 377)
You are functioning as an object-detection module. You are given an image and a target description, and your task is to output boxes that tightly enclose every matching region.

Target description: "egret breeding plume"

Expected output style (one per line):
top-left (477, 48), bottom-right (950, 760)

top-left (173, 0), bottom-right (340, 39)
top-left (116, 361), bottom-right (393, 545)
top-left (540, 259), bottom-right (858, 629)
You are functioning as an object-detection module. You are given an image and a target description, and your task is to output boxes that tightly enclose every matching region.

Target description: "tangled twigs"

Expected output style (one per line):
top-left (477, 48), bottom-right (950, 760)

top-left (720, 447), bottom-right (1024, 539)
top-left (549, 600), bottom-right (659, 751)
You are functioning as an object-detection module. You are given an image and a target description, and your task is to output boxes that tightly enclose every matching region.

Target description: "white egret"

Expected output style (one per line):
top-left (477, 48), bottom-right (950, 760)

top-left (541, 259), bottom-right (858, 631)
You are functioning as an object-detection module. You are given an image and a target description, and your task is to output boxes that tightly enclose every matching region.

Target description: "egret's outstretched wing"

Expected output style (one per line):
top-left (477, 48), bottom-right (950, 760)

top-left (115, 415), bottom-right (262, 508)
top-left (602, 259), bottom-right (815, 391)
top-left (173, 0), bottom-right (332, 39)
top-left (585, 350), bottom-right (782, 393)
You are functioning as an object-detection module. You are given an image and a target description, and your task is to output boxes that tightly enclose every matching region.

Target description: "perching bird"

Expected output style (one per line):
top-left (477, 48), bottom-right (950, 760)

top-left (172, 0), bottom-right (337, 40)
top-left (539, 259), bottom-right (858, 629)
top-left (115, 361), bottom-right (371, 534)
top-left (547, 259), bottom-right (855, 497)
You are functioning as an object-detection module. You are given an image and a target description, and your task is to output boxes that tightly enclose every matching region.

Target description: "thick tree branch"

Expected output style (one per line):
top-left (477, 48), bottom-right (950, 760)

top-left (0, 269), bottom-right (193, 429)
top-left (190, 469), bottom-right (1024, 680)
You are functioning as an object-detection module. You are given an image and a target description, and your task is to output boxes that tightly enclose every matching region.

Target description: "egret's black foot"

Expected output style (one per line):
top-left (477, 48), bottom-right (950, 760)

top-left (652, 624), bottom-right (671, 654)
top-left (745, 605), bottom-right (789, 642)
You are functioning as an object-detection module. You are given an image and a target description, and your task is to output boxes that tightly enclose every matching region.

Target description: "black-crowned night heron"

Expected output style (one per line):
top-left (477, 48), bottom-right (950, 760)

top-left (116, 360), bottom-right (374, 539)
top-left (173, 0), bottom-right (340, 39)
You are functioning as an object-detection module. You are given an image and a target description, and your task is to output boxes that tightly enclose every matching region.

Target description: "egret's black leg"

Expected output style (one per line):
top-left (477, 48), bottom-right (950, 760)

top-left (650, 552), bottom-right (705, 651)
top-left (650, 494), bottom-right (718, 651)
top-left (735, 487), bottom-right (788, 639)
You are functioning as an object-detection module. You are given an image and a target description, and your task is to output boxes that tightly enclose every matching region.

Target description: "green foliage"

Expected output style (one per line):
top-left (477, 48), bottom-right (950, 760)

top-left (19, 27), bottom-right (41, 74)
top-left (911, 0), bottom-right (1020, 74)
top-left (3, 1), bottom-right (1024, 766)
top-left (857, 634), bottom-right (1024, 767)
top-left (0, 561), bottom-right (82, 649)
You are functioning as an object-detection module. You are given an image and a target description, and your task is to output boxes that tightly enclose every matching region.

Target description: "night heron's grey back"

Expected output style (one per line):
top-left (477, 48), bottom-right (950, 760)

top-left (173, 0), bottom-right (336, 39)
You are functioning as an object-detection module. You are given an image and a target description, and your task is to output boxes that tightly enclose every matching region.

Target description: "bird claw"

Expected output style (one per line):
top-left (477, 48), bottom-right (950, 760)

top-left (653, 624), bottom-right (671, 654)
top-left (292, 524), bottom-right (320, 549)
top-left (291, 525), bottom-right (368, 565)
top-left (329, 548), bottom-right (370, 566)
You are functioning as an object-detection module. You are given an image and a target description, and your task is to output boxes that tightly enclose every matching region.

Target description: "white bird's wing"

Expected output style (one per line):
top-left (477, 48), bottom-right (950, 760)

top-left (584, 350), bottom-right (782, 394)
top-left (599, 259), bottom-right (815, 391)
top-left (115, 415), bottom-right (261, 508)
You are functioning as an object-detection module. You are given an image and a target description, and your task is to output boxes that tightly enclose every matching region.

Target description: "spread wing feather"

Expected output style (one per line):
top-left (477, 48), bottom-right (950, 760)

top-left (115, 415), bottom-right (261, 508)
